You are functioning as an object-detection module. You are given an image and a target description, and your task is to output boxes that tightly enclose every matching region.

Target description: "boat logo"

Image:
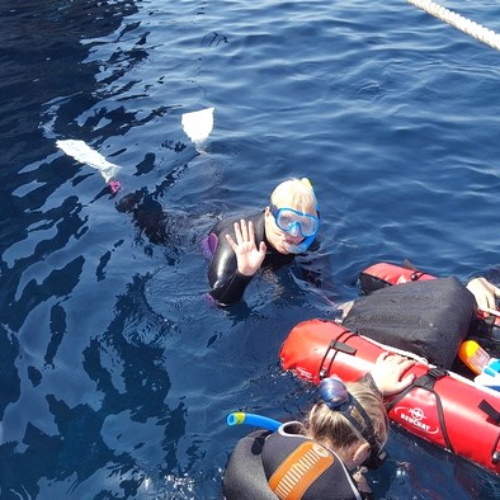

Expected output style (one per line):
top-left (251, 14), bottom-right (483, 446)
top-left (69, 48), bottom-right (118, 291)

top-left (396, 276), bottom-right (408, 284)
top-left (394, 405), bottom-right (440, 435)
top-left (409, 407), bottom-right (424, 420)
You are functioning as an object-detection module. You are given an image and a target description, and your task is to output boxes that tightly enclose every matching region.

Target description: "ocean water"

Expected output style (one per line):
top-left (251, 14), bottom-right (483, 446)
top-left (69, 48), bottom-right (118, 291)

top-left (1, 0), bottom-right (500, 498)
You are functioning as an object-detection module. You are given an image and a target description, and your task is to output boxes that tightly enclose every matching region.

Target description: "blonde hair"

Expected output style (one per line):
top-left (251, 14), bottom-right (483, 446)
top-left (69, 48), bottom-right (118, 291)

top-left (270, 178), bottom-right (318, 215)
top-left (305, 381), bottom-right (389, 454)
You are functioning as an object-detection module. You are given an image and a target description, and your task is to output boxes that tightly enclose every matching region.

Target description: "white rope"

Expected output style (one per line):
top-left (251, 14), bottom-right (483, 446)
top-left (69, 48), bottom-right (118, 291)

top-left (360, 335), bottom-right (431, 365)
top-left (408, 0), bottom-right (500, 52)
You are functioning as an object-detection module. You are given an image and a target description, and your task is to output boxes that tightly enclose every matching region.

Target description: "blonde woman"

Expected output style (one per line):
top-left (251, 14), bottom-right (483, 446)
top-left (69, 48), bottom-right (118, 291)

top-left (206, 178), bottom-right (320, 306)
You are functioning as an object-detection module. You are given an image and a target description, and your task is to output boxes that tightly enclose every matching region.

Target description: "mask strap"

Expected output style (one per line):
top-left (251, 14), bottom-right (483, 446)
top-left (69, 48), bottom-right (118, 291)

top-left (340, 396), bottom-right (377, 449)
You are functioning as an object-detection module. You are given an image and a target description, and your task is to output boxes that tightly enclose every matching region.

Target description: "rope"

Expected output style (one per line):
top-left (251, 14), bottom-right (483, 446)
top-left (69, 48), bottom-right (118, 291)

top-left (408, 0), bottom-right (500, 52)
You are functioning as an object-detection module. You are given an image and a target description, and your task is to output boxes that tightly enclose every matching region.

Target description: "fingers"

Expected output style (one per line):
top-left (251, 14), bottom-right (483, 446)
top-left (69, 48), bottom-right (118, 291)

top-left (376, 352), bottom-right (390, 364)
top-left (377, 353), bottom-right (416, 376)
top-left (239, 219), bottom-right (249, 242)
top-left (239, 219), bottom-right (255, 244)
top-left (232, 219), bottom-right (255, 244)
top-left (226, 234), bottom-right (238, 252)
top-left (483, 279), bottom-right (496, 309)
top-left (398, 359), bottom-right (416, 376)
top-left (233, 221), bottom-right (243, 244)
top-left (397, 373), bottom-right (416, 391)
top-left (388, 356), bottom-right (415, 375)
top-left (468, 278), bottom-right (500, 314)
top-left (247, 220), bottom-right (256, 245)
top-left (377, 352), bottom-right (411, 366)
top-left (482, 287), bottom-right (496, 311)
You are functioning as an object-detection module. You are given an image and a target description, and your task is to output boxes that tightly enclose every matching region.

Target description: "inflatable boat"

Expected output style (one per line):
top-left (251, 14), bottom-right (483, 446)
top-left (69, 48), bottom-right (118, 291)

top-left (280, 263), bottom-right (500, 476)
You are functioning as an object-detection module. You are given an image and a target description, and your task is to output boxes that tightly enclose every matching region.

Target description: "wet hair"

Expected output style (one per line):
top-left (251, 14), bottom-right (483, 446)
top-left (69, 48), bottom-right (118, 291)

top-left (270, 178), bottom-right (318, 215)
top-left (305, 381), bottom-right (389, 454)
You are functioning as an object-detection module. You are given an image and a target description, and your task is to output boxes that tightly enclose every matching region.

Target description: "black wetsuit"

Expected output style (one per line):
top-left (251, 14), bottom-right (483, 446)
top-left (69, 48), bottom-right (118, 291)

top-left (207, 211), bottom-right (295, 306)
top-left (223, 422), bottom-right (362, 500)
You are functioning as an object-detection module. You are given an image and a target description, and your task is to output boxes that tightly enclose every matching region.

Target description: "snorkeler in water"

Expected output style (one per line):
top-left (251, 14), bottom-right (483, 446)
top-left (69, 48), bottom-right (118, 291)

top-left (206, 178), bottom-right (321, 306)
top-left (223, 353), bottom-right (416, 500)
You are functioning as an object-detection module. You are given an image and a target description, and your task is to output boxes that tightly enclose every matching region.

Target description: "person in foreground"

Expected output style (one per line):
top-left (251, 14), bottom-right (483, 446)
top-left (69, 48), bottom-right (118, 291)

top-left (223, 353), bottom-right (415, 500)
top-left (206, 177), bottom-right (320, 306)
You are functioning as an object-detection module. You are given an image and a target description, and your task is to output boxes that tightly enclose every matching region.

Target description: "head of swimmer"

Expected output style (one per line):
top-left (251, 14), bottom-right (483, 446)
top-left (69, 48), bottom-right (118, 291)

top-left (306, 380), bottom-right (389, 471)
top-left (264, 177), bottom-right (320, 255)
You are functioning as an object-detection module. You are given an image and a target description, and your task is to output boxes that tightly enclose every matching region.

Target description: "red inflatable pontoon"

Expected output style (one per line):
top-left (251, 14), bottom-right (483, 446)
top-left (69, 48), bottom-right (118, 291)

top-left (280, 318), bottom-right (500, 475)
top-left (280, 263), bottom-right (500, 476)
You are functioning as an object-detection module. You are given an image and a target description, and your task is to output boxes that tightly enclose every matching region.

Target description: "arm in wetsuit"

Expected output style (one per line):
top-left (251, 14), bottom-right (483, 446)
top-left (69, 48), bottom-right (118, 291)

top-left (207, 212), bottom-right (267, 306)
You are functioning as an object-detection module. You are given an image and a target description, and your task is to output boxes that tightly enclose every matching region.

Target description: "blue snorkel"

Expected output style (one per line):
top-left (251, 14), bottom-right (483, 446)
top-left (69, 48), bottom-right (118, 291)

top-left (288, 227), bottom-right (319, 254)
top-left (226, 412), bottom-right (281, 432)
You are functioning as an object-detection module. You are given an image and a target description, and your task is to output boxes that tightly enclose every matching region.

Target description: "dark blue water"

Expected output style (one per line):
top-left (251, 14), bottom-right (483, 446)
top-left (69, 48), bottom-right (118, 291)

top-left (1, 0), bottom-right (500, 498)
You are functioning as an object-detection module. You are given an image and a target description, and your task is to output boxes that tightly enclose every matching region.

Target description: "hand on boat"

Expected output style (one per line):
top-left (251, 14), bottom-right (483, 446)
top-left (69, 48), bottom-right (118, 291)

top-left (466, 277), bottom-right (500, 317)
top-left (226, 219), bottom-right (267, 276)
top-left (370, 353), bottom-right (416, 397)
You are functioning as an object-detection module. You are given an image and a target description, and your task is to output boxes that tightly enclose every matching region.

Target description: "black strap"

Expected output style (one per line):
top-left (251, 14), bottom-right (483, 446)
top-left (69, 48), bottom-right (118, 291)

top-left (479, 399), bottom-right (500, 464)
top-left (410, 271), bottom-right (427, 281)
top-left (386, 368), bottom-right (447, 410)
top-left (479, 399), bottom-right (500, 425)
top-left (402, 259), bottom-right (431, 281)
top-left (386, 368), bottom-right (454, 452)
top-left (416, 367), bottom-right (448, 388)
top-left (478, 399), bottom-right (500, 465)
top-left (318, 324), bottom-right (358, 380)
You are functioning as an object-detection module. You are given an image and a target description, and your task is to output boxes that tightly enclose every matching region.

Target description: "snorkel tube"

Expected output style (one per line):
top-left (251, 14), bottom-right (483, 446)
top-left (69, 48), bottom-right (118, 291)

top-left (285, 231), bottom-right (318, 254)
top-left (227, 412), bottom-right (281, 432)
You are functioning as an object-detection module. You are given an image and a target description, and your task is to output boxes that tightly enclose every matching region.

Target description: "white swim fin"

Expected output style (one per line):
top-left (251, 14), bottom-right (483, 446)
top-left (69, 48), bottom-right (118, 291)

top-left (56, 139), bottom-right (121, 183)
top-left (181, 107), bottom-right (214, 144)
top-left (56, 139), bottom-right (122, 192)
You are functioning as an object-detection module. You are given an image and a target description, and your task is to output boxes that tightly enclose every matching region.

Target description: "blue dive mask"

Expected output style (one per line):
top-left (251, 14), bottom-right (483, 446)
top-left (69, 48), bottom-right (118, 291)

top-left (270, 204), bottom-right (320, 254)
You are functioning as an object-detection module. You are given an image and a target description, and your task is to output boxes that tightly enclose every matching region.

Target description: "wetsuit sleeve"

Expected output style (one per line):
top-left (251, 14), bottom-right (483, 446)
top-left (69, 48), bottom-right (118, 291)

top-left (207, 217), bottom-right (256, 306)
top-left (208, 243), bottom-right (253, 305)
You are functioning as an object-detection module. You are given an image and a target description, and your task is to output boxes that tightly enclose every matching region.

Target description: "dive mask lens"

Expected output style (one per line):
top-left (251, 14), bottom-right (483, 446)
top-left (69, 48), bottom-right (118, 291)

top-left (271, 205), bottom-right (319, 237)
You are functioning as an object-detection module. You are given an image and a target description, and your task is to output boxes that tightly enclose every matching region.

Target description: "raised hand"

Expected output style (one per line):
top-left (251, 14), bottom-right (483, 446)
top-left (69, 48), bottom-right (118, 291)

top-left (226, 219), bottom-right (267, 276)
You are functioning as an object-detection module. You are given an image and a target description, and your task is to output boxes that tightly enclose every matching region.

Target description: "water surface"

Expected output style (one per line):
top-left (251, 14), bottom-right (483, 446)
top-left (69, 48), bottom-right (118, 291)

top-left (1, 0), bottom-right (500, 498)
